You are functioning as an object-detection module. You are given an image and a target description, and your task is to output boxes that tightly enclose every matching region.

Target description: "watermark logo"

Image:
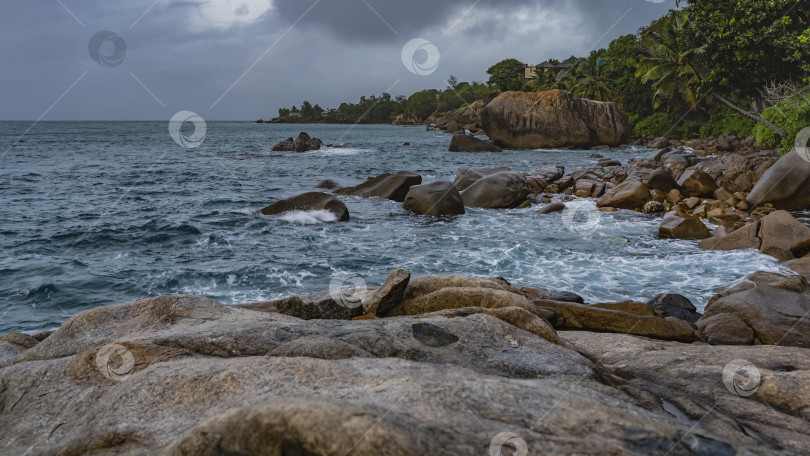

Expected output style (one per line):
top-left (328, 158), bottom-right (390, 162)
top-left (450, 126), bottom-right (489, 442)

top-left (561, 200), bottom-right (602, 236)
top-left (489, 431), bottom-right (528, 456)
top-left (722, 359), bottom-right (761, 397)
top-left (329, 272), bottom-right (369, 309)
top-left (88, 31), bottom-right (127, 68)
top-left (95, 343), bottom-right (135, 381)
top-left (795, 127), bottom-right (810, 163)
top-left (401, 38), bottom-right (440, 76)
top-left (407, 362), bottom-right (449, 385)
top-left (168, 111), bottom-right (207, 149)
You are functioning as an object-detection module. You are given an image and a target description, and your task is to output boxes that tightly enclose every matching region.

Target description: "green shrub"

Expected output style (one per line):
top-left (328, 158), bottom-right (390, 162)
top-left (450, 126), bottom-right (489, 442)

top-left (755, 93), bottom-right (810, 153)
top-left (632, 112), bottom-right (672, 138)
top-left (699, 106), bottom-right (756, 139)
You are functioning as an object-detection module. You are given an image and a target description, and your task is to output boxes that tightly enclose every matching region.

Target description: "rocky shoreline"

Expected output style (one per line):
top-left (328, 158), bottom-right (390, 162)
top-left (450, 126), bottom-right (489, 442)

top-left (2, 262), bottom-right (810, 454)
top-left (4, 91), bottom-right (810, 453)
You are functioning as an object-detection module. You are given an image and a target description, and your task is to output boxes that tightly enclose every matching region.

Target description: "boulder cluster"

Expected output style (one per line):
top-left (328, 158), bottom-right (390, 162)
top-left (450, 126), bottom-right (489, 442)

top-left (3, 266), bottom-right (810, 454)
top-left (271, 132), bottom-right (324, 152)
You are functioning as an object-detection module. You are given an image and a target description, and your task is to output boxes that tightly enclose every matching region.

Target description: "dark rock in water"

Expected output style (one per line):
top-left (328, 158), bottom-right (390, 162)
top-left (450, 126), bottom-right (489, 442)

top-left (335, 171), bottom-right (422, 202)
top-left (642, 201), bottom-right (666, 214)
top-left (658, 212), bottom-right (711, 240)
top-left (747, 148), bottom-right (810, 210)
top-left (268, 117), bottom-right (286, 123)
top-left (677, 169), bottom-right (717, 197)
top-left (448, 134), bottom-right (501, 152)
top-left (403, 181), bottom-right (465, 216)
top-left (698, 271), bottom-right (810, 347)
top-left (527, 165), bottom-right (565, 183)
top-left (597, 159), bottom-right (621, 167)
top-left (460, 171), bottom-right (532, 209)
top-left (411, 322), bottom-right (459, 347)
top-left (596, 179), bottom-right (650, 210)
top-left (647, 169), bottom-right (679, 192)
top-left (272, 132), bottom-right (323, 152)
top-left (482, 90), bottom-right (631, 149)
top-left (549, 291), bottom-right (585, 304)
top-left (537, 202), bottom-right (566, 214)
top-left (453, 166), bottom-right (510, 191)
top-left (647, 293), bottom-right (700, 323)
top-left (443, 120), bottom-right (464, 134)
top-left (259, 192), bottom-right (349, 222)
top-left (316, 179), bottom-right (342, 191)
top-left (255, 119), bottom-right (264, 123)
top-left (402, 142), bottom-right (410, 146)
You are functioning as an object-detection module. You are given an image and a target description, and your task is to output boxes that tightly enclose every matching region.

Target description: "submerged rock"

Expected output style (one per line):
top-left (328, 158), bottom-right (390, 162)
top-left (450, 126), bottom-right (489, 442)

top-left (335, 171), bottom-right (422, 202)
top-left (258, 192), bottom-right (350, 222)
top-left (402, 181), bottom-right (465, 216)
top-left (482, 90), bottom-right (631, 149)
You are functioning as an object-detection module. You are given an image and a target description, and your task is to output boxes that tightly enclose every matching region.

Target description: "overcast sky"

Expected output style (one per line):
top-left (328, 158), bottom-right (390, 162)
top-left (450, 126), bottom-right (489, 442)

top-left (0, 0), bottom-right (678, 121)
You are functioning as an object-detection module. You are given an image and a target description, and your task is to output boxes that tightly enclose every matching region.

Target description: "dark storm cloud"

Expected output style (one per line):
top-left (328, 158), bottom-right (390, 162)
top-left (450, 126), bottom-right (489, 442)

top-left (273, 0), bottom-right (672, 42)
top-left (0, 0), bottom-right (677, 121)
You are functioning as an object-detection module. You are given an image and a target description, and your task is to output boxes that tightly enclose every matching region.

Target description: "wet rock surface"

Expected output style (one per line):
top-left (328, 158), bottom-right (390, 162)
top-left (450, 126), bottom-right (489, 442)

top-left (2, 279), bottom-right (807, 455)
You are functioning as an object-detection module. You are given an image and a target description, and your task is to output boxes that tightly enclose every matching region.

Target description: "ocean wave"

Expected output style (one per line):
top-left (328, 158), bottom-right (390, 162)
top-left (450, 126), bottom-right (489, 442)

top-left (277, 210), bottom-right (339, 224)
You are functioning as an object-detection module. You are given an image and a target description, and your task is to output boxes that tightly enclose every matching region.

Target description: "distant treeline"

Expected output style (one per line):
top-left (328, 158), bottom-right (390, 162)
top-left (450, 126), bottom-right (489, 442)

top-left (276, 80), bottom-right (492, 124)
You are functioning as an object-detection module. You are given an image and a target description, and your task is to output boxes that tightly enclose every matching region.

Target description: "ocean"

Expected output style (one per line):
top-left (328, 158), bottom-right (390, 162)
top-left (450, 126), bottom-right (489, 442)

top-left (0, 121), bottom-right (782, 334)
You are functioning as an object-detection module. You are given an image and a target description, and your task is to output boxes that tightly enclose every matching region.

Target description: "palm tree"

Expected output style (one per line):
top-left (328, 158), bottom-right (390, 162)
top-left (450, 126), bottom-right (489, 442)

top-left (570, 57), bottom-right (616, 102)
top-left (636, 13), bottom-right (704, 112)
top-left (637, 12), bottom-right (786, 137)
top-left (529, 67), bottom-right (556, 92)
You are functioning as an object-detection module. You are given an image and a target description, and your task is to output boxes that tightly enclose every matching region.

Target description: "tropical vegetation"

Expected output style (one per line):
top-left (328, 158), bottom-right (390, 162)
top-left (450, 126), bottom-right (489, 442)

top-left (271, 0), bottom-right (809, 148)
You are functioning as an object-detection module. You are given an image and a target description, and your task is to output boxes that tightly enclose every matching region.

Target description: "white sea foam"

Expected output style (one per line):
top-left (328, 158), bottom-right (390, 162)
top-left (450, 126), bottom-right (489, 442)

top-left (278, 210), bottom-right (339, 224)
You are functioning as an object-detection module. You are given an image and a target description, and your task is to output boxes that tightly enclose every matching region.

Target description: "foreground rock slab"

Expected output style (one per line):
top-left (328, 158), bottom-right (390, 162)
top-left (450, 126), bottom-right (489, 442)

top-left (698, 271), bottom-right (810, 347)
top-left (258, 192), bottom-right (350, 221)
top-left (482, 90), bottom-right (631, 149)
top-left (1, 293), bottom-right (796, 455)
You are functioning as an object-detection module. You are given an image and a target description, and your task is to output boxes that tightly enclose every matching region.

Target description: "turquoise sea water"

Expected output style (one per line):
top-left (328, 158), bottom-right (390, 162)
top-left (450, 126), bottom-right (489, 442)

top-left (0, 121), bottom-right (781, 334)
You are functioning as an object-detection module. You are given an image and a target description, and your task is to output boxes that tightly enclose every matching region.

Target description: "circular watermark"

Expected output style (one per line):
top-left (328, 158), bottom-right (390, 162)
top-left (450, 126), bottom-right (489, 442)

top-left (329, 272), bottom-right (369, 309)
top-left (722, 359), bottom-right (761, 397)
top-left (401, 38), bottom-right (440, 76)
top-left (561, 200), bottom-right (602, 236)
top-left (795, 127), bottom-right (810, 163)
top-left (168, 111), bottom-right (207, 149)
top-left (95, 343), bottom-right (135, 381)
top-left (88, 31), bottom-right (127, 68)
top-left (489, 431), bottom-right (528, 456)
top-left (407, 362), bottom-right (449, 385)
